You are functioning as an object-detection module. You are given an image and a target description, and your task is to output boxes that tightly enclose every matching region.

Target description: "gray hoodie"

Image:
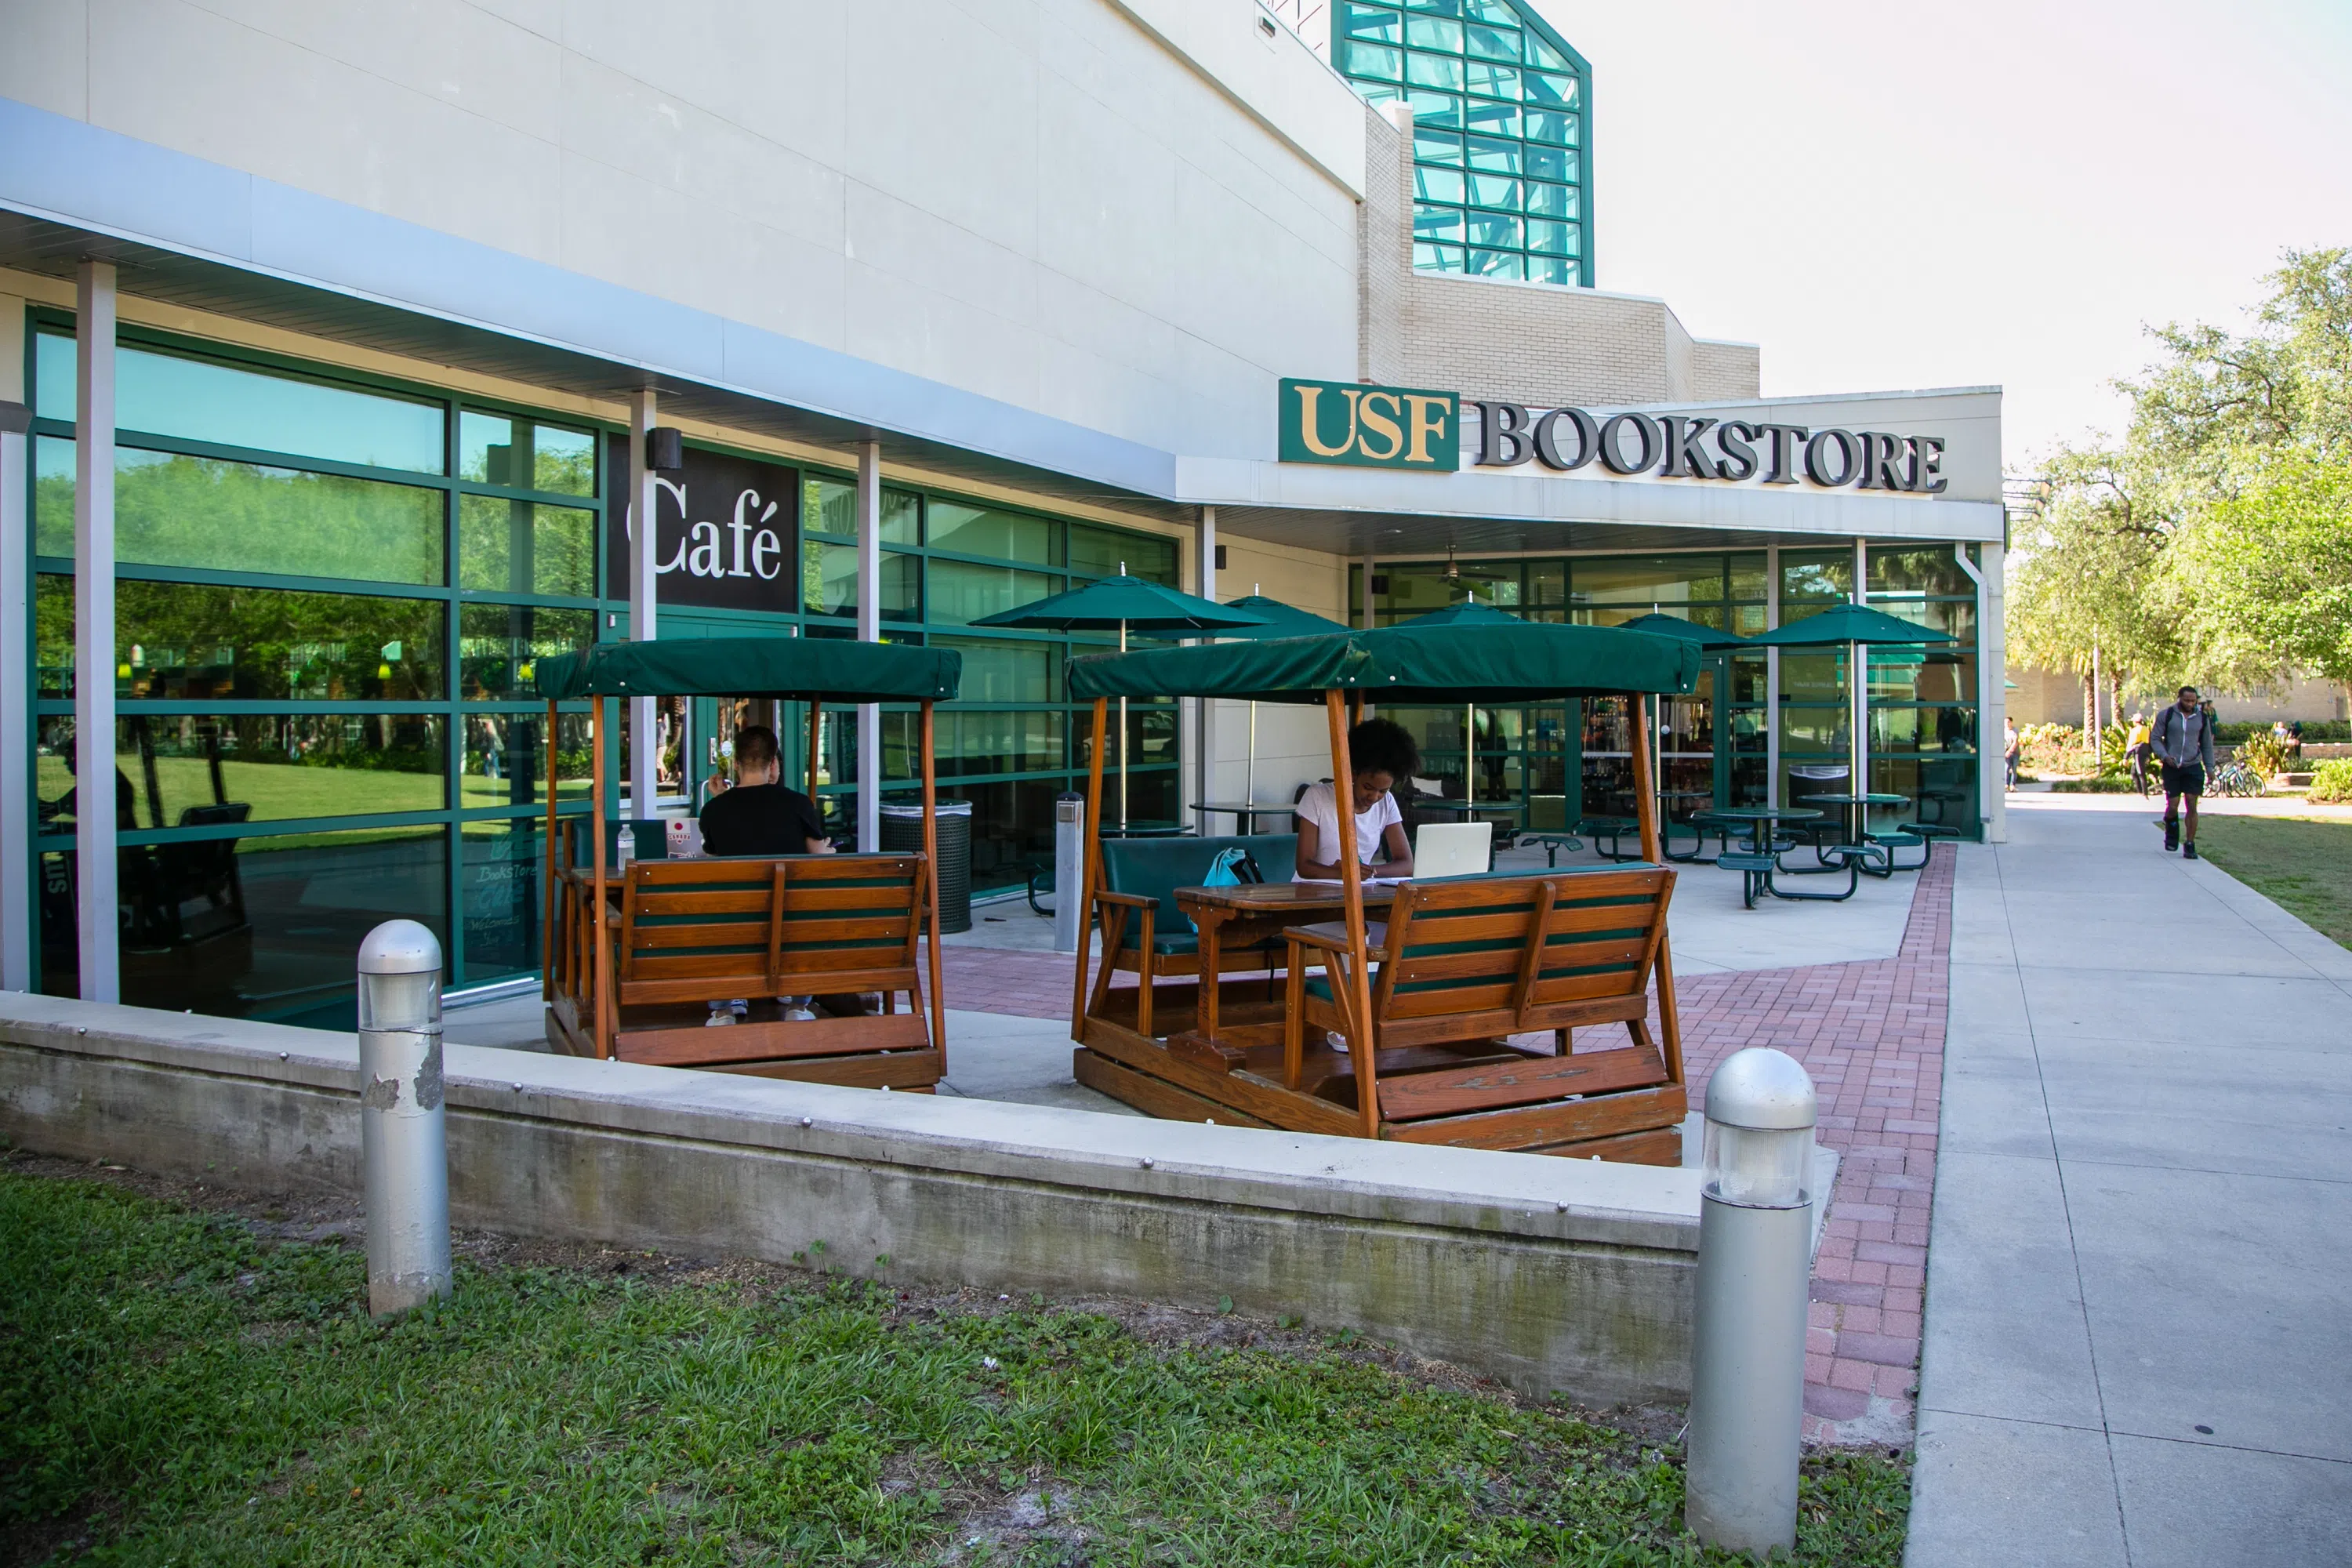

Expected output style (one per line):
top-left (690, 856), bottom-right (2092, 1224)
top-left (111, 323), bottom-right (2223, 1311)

top-left (2151, 702), bottom-right (2216, 770)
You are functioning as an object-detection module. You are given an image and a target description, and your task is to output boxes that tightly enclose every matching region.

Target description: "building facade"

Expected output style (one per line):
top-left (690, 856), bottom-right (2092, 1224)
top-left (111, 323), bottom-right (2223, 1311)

top-left (0, 0), bottom-right (2003, 1025)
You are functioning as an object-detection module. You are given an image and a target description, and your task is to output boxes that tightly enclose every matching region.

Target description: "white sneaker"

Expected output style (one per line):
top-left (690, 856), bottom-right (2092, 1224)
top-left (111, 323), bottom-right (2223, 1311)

top-left (782, 1007), bottom-right (818, 1022)
top-left (704, 1009), bottom-right (736, 1028)
top-left (1326, 1030), bottom-right (1349, 1055)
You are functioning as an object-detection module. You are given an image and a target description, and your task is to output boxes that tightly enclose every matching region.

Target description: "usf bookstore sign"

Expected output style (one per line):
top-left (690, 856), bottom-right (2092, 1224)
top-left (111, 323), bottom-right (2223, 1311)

top-left (1279, 377), bottom-right (1949, 493)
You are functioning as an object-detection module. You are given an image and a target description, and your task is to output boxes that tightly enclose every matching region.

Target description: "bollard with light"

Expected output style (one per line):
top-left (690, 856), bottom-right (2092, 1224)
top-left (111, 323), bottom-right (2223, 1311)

top-left (357, 919), bottom-right (452, 1316)
top-left (1053, 792), bottom-right (1084, 953)
top-left (1685, 1046), bottom-right (1818, 1556)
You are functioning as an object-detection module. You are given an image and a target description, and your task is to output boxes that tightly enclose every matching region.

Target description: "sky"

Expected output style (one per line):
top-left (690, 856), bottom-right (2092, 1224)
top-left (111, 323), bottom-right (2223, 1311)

top-left (1527, 0), bottom-right (2352, 475)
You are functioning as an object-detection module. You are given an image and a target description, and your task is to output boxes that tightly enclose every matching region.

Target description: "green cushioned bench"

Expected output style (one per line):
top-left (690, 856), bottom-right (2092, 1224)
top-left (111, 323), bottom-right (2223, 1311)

top-left (1088, 834), bottom-right (1299, 1036)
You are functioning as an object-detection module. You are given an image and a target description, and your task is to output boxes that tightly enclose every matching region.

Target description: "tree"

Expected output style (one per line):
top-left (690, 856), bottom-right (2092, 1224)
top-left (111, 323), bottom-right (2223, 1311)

top-left (2005, 445), bottom-right (2187, 710)
top-left (2168, 456), bottom-right (2352, 708)
top-left (2009, 247), bottom-right (2352, 709)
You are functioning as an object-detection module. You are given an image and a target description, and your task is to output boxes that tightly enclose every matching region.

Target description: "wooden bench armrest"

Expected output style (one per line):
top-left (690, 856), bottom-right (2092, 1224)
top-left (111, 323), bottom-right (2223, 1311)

top-left (1285, 920), bottom-right (1387, 953)
top-left (1091, 889), bottom-right (1155, 909)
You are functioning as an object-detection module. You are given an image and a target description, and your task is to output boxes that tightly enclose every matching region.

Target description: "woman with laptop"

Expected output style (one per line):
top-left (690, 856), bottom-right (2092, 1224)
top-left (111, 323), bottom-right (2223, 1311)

top-left (1294, 718), bottom-right (1421, 882)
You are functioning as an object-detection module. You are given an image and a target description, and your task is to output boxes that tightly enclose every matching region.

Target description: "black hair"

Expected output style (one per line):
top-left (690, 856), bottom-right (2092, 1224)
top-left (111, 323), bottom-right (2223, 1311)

top-left (1347, 717), bottom-right (1421, 779)
top-left (733, 724), bottom-right (780, 771)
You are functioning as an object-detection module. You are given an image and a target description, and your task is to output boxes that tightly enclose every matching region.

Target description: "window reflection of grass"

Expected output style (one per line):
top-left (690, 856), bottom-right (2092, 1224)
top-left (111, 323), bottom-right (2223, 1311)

top-left (38, 753), bottom-right (442, 827)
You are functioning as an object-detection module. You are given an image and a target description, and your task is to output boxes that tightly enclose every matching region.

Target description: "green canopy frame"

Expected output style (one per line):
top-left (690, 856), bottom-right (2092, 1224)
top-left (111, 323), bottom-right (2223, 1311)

top-left (1065, 612), bottom-right (1701, 1132)
top-left (533, 636), bottom-right (964, 1063)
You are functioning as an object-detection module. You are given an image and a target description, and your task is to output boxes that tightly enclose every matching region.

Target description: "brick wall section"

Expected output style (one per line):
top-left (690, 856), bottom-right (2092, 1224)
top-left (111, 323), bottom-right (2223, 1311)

top-left (1355, 103), bottom-right (1761, 406)
top-left (1357, 102), bottom-right (1410, 383)
top-left (943, 844), bottom-right (1955, 1449)
top-left (1690, 339), bottom-right (1762, 401)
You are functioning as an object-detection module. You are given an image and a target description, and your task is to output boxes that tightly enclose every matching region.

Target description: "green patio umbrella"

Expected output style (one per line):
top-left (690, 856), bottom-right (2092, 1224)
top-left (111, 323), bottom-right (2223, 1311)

top-left (1616, 612), bottom-right (1753, 649)
top-left (975, 572), bottom-right (1269, 827)
top-left (1218, 590), bottom-right (1351, 808)
top-left (1751, 604), bottom-right (1957, 820)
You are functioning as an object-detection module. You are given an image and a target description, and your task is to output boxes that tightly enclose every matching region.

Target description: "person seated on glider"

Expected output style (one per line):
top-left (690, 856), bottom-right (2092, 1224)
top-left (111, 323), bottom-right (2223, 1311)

top-left (1294, 717), bottom-right (1418, 883)
top-left (695, 724), bottom-right (872, 1023)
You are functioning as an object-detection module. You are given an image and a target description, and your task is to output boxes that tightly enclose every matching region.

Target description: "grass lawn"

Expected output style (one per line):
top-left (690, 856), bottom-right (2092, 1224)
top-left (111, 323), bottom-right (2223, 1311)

top-left (0, 1167), bottom-right (1908, 1566)
top-left (2196, 814), bottom-right (2352, 949)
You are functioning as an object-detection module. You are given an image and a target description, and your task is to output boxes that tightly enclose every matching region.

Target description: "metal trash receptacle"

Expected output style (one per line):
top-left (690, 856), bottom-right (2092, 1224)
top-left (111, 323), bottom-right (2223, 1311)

top-left (880, 799), bottom-right (973, 935)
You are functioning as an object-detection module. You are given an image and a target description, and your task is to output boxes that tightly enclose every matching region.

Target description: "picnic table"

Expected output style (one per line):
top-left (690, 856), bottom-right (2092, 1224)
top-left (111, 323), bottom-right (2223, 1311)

top-left (1798, 792), bottom-right (1909, 851)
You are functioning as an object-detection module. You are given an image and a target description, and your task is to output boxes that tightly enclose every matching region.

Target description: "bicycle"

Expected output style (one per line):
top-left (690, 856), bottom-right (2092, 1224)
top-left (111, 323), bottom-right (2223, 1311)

top-left (2207, 762), bottom-right (2267, 798)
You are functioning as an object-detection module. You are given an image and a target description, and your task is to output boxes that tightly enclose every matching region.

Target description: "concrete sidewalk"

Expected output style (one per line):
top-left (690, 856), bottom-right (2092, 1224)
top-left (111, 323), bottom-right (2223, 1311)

top-left (1908, 796), bottom-right (2352, 1566)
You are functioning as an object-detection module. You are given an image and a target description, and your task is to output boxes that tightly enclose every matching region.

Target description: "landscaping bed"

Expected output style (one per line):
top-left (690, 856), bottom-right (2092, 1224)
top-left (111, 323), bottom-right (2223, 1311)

top-left (0, 1156), bottom-right (1907, 1566)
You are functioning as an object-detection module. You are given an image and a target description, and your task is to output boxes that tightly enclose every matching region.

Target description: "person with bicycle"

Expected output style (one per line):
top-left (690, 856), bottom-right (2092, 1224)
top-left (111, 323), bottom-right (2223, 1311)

top-left (2125, 712), bottom-right (2152, 794)
top-left (2152, 685), bottom-right (2216, 859)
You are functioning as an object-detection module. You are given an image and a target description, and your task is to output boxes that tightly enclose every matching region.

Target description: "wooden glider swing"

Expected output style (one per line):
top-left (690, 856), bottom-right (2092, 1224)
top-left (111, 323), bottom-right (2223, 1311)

top-left (533, 636), bottom-right (960, 1090)
top-left (1064, 605), bottom-right (1704, 1162)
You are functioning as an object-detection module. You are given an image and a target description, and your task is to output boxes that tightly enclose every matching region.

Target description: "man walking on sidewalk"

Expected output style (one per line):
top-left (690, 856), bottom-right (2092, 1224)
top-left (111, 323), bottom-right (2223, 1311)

top-left (2152, 684), bottom-right (2216, 859)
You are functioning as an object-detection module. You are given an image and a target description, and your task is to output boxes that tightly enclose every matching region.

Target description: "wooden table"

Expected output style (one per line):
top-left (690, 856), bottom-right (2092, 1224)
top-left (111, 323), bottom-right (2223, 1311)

top-left (1173, 880), bottom-right (1398, 1045)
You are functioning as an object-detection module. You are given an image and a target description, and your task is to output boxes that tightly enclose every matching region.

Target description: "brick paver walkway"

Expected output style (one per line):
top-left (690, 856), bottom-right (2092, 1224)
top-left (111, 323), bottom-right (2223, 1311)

top-left (942, 845), bottom-right (1955, 1447)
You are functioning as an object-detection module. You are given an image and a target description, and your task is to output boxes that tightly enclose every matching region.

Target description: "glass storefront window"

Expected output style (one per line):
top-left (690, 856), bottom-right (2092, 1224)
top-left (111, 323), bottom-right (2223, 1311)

top-left (804, 476), bottom-right (855, 538)
top-left (459, 710), bottom-right (593, 811)
top-left (1573, 554), bottom-right (1726, 606)
top-left (459, 819), bottom-right (545, 984)
top-left (33, 715), bottom-right (448, 829)
top-left (1868, 546), bottom-right (1974, 597)
top-left (459, 604), bottom-right (594, 700)
top-left (936, 712), bottom-right (1065, 778)
top-left (938, 637), bottom-right (1060, 703)
top-left (1070, 523), bottom-right (1176, 583)
top-left (38, 824), bottom-right (451, 1023)
top-left (1780, 550), bottom-right (1854, 603)
top-left (96, 579), bottom-right (442, 701)
top-left (37, 332), bottom-right (446, 475)
top-left (928, 501), bottom-right (1056, 565)
top-left (927, 559), bottom-right (1060, 625)
top-left (458, 412), bottom-right (596, 495)
top-left (38, 443), bottom-right (446, 585)
top-left (801, 540), bottom-right (920, 620)
top-left (459, 495), bottom-right (597, 599)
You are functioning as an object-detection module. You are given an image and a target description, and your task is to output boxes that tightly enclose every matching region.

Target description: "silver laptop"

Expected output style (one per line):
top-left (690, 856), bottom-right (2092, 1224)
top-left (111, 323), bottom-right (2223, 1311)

top-left (1414, 821), bottom-right (1494, 879)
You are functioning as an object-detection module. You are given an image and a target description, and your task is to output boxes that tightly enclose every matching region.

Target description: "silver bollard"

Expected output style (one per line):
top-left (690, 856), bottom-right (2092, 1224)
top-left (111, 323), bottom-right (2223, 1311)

top-left (1054, 792), bottom-right (1084, 953)
top-left (1686, 1046), bottom-right (1818, 1556)
top-left (357, 919), bottom-right (452, 1316)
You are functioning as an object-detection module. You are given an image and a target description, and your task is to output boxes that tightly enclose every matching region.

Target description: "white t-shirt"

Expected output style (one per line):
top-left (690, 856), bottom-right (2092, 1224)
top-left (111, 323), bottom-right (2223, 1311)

top-left (1293, 781), bottom-right (1403, 880)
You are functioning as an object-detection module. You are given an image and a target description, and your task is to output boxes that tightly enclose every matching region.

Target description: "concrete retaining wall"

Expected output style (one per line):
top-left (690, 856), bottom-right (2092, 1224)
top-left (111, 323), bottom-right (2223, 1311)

top-left (0, 993), bottom-right (1701, 1406)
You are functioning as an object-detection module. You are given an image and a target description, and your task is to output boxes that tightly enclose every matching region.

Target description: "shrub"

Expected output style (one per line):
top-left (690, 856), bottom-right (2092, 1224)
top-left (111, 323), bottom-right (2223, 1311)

top-left (2235, 731), bottom-right (2294, 781)
top-left (2310, 760), bottom-right (2352, 804)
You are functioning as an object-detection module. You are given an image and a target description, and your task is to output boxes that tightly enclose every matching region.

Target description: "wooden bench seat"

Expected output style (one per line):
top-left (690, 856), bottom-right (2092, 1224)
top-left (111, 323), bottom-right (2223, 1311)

top-left (549, 851), bottom-right (940, 1087)
top-left (1281, 866), bottom-right (1683, 1152)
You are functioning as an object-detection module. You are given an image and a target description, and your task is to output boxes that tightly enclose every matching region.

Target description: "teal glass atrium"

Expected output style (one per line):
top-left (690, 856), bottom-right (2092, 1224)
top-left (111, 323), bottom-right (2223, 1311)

top-left (1330, 0), bottom-right (1592, 287)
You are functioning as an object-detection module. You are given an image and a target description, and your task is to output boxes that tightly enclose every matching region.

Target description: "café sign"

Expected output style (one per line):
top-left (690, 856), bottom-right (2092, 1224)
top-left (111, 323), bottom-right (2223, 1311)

top-left (603, 437), bottom-right (797, 613)
top-left (1278, 378), bottom-right (1947, 493)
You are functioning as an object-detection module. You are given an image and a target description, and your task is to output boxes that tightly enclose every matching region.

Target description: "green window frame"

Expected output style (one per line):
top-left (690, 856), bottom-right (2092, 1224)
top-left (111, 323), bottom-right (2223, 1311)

top-left (1331, 0), bottom-right (1594, 287)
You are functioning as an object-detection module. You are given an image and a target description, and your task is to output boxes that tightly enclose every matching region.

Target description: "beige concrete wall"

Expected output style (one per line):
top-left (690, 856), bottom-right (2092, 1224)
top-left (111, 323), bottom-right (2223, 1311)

top-left (2005, 664), bottom-right (2351, 727)
top-left (0, 993), bottom-right (1704, 1406)
top-left (2, 0), bottom-right (1363, 462)
top-left (1203, 535), bottom-right (1348, 805)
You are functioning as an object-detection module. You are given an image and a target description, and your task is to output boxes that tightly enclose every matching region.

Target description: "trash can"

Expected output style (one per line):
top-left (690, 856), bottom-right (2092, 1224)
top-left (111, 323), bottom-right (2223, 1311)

top-left (881, 799), bottom-right (973, 935)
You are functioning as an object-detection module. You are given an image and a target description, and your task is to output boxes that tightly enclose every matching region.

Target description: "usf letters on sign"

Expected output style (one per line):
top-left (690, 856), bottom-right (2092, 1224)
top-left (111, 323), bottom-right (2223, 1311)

top-left (1279, 378), bottom-right (1461, 470)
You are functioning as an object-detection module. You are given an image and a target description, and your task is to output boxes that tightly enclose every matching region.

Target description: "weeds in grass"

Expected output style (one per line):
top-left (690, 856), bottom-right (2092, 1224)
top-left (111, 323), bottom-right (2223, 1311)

top-left (0, 1169), bottom-right (1910, 1565)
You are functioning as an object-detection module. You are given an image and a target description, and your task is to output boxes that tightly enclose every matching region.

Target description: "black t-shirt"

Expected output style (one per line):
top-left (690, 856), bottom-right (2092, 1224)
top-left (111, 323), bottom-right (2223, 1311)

top-left (698, 782), bottom-right (829, 857)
